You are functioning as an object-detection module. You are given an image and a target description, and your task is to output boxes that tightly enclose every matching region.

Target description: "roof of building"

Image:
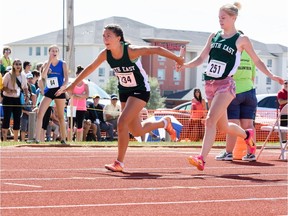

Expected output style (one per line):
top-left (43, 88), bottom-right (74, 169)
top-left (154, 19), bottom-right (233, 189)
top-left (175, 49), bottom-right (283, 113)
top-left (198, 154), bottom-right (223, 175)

top-left (8, 16), bottom-right (287, 54)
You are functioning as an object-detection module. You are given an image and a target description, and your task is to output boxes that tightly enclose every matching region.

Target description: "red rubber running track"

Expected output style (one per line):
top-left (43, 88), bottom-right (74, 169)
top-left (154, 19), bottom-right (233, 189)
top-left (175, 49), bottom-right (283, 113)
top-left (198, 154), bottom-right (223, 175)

top-left (0, 146), bottom-right (287, 216)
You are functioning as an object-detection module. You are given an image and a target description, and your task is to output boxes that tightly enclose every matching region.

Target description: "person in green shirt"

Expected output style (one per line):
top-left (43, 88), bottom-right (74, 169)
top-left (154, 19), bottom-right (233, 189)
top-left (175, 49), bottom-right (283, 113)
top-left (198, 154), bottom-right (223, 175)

top-left (215, 48), bottom-right (257, 161)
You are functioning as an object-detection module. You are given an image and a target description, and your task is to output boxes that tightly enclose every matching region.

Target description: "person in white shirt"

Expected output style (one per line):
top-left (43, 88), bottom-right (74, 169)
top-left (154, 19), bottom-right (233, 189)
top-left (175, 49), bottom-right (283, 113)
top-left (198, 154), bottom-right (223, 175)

top-left (103, 94), bottom-right (121, 132)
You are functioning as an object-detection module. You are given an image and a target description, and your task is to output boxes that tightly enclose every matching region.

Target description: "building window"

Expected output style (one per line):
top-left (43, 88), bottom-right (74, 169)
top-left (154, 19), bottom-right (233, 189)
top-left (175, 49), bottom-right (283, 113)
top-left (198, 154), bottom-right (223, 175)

top-left (266, 77), bottom-right (271, 85)
top-left (29, 47), bottom-right (32, 56)
top-left (44, 47), bottom-right (48, 56)
top-left (158, 55), bottom-right (166, 62)
top-left (36, 47), bottom-right (41, 56)
top-left (163, 90), bottom-right (173, 96)
top-left (157, 69), bottom-right (165, 80)
top-left (173, 70), bottom-right (181, 81)
top-left (267, 59), bottom-right (272, 67)
top-left (99, 68), bottom-right (105, 77)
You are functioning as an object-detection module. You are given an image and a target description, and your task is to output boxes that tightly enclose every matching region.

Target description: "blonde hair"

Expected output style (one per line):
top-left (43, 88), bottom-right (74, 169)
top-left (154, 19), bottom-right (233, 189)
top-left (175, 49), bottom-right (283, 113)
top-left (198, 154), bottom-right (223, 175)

top-left (220, 2), bottom-right (242, 17)
top-left (48, 44), bottom-right (59, 52)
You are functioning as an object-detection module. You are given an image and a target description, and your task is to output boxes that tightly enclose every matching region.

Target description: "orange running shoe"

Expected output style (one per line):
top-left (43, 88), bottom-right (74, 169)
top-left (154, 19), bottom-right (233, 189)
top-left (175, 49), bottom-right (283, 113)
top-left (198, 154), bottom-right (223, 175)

top-left (105, 160), bottom-right (124, 172)
top-left (187, 155), bottom-right (205, 171)
top-left (164, 116), bottom-right (177, 141)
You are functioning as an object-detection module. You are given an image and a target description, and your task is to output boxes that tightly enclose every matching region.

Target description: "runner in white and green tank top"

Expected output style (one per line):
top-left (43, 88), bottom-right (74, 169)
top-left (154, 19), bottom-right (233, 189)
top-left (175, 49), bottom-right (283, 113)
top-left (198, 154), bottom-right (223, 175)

top-left (205, 31), bottom-right (241, 80)
top-left (107, 42), bottom-right (150, 94)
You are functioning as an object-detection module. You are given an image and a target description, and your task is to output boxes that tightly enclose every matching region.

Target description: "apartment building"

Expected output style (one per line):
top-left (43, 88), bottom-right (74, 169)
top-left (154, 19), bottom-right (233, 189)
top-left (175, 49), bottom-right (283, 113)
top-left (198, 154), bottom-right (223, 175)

top-left (5, 16), bottom-right (288, 96)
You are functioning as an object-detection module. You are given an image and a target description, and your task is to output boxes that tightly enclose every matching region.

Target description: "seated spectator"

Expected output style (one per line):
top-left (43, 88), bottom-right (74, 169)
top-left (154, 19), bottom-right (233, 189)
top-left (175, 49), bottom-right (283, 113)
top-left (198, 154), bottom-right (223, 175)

top-left (103, 94), bottom-right (121, 133)
top-left (85, 94), bottom-right (114, 141)
top-left (139, 107), bottom-right (159, 142)
top-left (83, 119), bottom-right (98, 141)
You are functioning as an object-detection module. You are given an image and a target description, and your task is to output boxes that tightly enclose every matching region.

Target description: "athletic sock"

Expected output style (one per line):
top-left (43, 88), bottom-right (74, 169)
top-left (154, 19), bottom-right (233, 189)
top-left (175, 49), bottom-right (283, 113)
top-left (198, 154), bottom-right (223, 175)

top-left (116, 160), bottom-right (124, 167)
top-left (162, 118), bottom-right (168, 129)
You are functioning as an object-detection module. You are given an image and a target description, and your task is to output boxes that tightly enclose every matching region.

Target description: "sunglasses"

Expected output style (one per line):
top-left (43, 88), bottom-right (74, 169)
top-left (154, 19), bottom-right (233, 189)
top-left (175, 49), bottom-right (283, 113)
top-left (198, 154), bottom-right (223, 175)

top-left (5, 50), bottom-right (11, 53)
top-left (14, 63), bottom-right (22, 66)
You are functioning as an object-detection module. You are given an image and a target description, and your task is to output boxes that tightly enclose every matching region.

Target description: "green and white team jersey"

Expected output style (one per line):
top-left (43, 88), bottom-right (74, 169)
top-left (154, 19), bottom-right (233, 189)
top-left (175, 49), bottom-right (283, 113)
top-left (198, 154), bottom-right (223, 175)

top-left (106, 42), bottom-right (150, 94)
top-left (204, 31), bottom-right (241, 80)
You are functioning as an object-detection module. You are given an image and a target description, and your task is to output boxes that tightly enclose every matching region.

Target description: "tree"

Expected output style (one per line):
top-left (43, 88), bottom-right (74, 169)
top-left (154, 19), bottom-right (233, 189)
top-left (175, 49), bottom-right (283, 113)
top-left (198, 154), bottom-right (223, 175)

top-left (146, 77), bottom-right (165, 109)
top-left (104, 77), bottom-right (118, 95)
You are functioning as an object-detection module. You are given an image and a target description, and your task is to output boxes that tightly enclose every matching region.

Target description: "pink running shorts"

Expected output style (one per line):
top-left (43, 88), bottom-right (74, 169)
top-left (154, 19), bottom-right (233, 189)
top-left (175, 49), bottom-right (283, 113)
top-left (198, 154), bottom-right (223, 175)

top-left (205, 76), bottom-right (236, 100)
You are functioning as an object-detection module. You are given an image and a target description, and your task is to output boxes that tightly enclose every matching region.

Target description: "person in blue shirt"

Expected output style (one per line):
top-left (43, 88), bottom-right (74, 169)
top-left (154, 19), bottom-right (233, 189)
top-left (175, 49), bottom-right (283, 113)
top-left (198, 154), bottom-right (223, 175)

top-left (33, 45), bottom-right (69, 144)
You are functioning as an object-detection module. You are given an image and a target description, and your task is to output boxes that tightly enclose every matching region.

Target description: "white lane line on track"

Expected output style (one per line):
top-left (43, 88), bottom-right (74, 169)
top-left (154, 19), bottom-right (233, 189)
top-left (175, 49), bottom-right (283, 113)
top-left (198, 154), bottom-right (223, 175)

top-left (1, 183), bottom-right (287, 194)
top-left (0, 197), bottom-right (287, 210)
top-left (1, 164), bottom-right (287, 172)
top-left (3, 183), bottom-right (42, 188)
top-left (0, 173), bottom-right (287, 182)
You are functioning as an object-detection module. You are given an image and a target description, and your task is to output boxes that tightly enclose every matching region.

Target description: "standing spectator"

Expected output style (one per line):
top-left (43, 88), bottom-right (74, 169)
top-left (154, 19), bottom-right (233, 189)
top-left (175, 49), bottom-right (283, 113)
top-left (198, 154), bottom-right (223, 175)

top-left (178, 2), bottom-right (284, 171)
top-left (26, 72), bottom-right (37, 107)
top-left (0, 72), bottom-right (3, 103)
top-left (0, 59), bottom-right (6, 76)
top-left (23, 61), bottom-right (32, 75)
top-left (33, 45), bottom-right (68, 144)
top-left (31, 69), bottom-right (40, 90)
top-left (103, 94), bottom-right (121, 133)
top-left (62, 24), bottom-right (183, 172)
top-left (1, 59), bottom-right (29, 141)
top-left (20, 82), bottom-right (33, 141)
top-left (67, 66), bottom-right (89, 142)
top-left (215, 49), bottom-right (257, 162)
top-left (190, 88), bottom-right (207, 141)
top-left (1, 46), bottom-right (12, 72)
top-left (277, 80), bottom-right (288, 143)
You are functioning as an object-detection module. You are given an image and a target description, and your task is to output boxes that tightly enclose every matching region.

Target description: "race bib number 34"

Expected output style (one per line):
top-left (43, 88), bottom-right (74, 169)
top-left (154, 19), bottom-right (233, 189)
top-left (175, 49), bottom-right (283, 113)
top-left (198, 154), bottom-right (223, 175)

top-left (206, 60), bottom-right (227, 78)
top-left (115, 72), bottom-right (137, 87)
top-left (46, 77), bottom-right (59, 89)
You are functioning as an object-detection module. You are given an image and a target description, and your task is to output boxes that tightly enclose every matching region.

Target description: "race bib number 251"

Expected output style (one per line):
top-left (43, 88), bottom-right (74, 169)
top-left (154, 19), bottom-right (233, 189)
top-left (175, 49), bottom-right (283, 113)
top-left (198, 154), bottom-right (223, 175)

top-left (206, 60), bottom-right (227, 78)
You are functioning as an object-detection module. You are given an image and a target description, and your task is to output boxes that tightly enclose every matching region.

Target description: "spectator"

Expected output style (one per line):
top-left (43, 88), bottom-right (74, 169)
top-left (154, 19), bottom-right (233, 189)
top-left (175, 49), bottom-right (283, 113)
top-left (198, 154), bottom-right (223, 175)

top-left (32, 66), bottom-right (55, 142)
top-left (26, 72), bottom-right (37, 107)
top-left (46, 106), bottom-right (61, 141)
top-left (31, 69), bottom-right (40, 90)
top-left (86, 94), bottom-right (114, 141)
top-left (0, 72), bottom-right (3, 103)
top-left (0, 59), bottom-right (6, 76)
top-left (20, 82), bottom-right (33, 141)
top-left (1, 59), bottom-right (29, 141)
top-left (190, 88), bottom-right (207, 141)
top-left (33, 44), bottom-right (69, 144)
top-left (103, 94), bottom-right (121, 133)
top-left (139, 107), bottom-right (159, 142)
top-left (83, 119), bottom-right (98, 141)
top-left (1, 46), bottom-right (12, 72)
top-left (67, 65), bottom-right (89, 142)
top-left (277, 80), bottom-right (288, 143)
top-left (23, 61), bottom-right (32, 75)
top-left (215, 49), bottom-right (257, 162)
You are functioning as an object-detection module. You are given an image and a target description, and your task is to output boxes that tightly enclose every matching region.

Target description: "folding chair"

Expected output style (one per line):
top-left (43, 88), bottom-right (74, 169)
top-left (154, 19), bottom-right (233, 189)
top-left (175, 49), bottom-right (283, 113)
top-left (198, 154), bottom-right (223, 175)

top-left (257, 104), bottom-right (288, 160)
